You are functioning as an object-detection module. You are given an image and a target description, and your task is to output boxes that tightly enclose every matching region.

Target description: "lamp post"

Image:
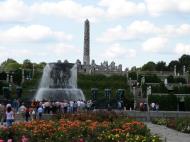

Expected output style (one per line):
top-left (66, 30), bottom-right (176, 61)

top-left (91, 88), bottom-right (98, 101)
top-left (32, 63), bottom-right (35, 78)
top-left (133, 87), bottom-right (136, 110)
top-left (6, 72), bottom-right (9, 83)
top-left (22, 69), bottom-right (25, 84)
top-left (147, 86), bottom-right (151, 121)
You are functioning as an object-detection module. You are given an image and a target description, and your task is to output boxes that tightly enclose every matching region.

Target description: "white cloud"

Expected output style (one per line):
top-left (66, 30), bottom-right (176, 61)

top-left (97, 20), bottom-right (159, 43)
top-left (145, 0), bottom-right (190, 16)
top-left (0, 25), bottom-right (72, 43)
top-left (0, 42), bottom-right (79, 63)
top-left (103, 43), bottom-right (136, 59)
top-left (142, 37), bottom-right (168, 53)
top-left (0, 0), bottom-right (30, 22)
top-left (174, 43), bottom-right (190, 55)
top-left (0, 0), bottom-right (147, 22)
top-left (31, 0), bottom-right (104, 22)
top-left (0, 46), bottom-right (42, 63)
top-left (97, 20), bottom-right (190, 43)
top-left (48, 43), bottom-right (79, 56)
top-left (98, 0), bottom-right (146, 18)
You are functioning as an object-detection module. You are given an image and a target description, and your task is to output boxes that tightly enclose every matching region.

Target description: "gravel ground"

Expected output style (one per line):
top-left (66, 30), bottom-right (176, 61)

top-left (145, 122), bottom-right (190, 142)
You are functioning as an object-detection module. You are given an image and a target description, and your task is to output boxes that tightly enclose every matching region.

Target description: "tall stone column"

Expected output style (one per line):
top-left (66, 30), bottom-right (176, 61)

top-left (174, 65), bottom-right (176, 76)
top-left (83, 19), bottom-right (90, 65)
top-left (32, 63), bottom-right (35, 78)
top-left (6, 73), bottom-right (9, 83)
top-left (183, 65), bottom-right (186, 75)
top-left (22, 69), bottom-right (25, 84)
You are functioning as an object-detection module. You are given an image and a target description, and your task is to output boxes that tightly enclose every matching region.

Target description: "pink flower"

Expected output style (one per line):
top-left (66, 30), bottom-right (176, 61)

top-left (21, 136), bottom-right (29, 142)
top-left (7, 139), bottom-right (12, 142)
top-left (79, 138), bottom-right (85, 142)
top-left (0, 139), bottom-right (4, 142)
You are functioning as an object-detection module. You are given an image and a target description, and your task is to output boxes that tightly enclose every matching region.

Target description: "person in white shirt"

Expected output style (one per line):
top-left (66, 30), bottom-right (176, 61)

top-left (6, 106), bottom-right (14, 127)
top-left (37, 106), bottom-right (43, 120)
top-left (69, 101), bottom-right (74, 113)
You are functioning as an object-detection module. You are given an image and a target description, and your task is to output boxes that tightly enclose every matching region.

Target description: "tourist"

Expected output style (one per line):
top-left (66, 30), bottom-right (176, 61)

top-left (55, 101), bottom-right (61, 113)
top-left (31, 108), bottom-right (36, 120)
top-left (156, 103), bottom-right (159, 111)
top-left (69, 100), bottom-right (74, 113)
top-left (151, 102), bottom-right (156, 111)
top-left (86, 100), bottom-right (92, 111)
top-left (73, 101), bottom-right (78, 113)
top-left (117, 101), bottom-right (122, 110)
top-left (25, 106), bottom-right (30, 122)
top-left (6, 106), bottom-right (14, 127)
top-left (63, 101), bottom-right (68, 113)
top-left (80, 100), bottom-right (86, 110)
top-left (37, 106), bottom-right (43, 120)
top-left (60, 101), bottom-right (64, 113)
top-left (19, 103), bottom-right (26, 118)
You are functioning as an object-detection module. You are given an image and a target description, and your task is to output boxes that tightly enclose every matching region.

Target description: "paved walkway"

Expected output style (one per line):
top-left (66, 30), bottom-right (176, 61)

top-left (145, 123), bottom-right (190, 142)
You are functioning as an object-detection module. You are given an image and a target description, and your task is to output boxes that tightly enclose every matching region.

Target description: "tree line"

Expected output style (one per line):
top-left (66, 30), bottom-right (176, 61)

top-left (141, 54), bottom-right (190, 73)
top-left (0, 58), bottom-right (46, 73)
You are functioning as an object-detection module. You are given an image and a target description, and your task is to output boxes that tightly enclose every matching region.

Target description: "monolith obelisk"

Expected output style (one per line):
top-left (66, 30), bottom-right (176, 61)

top-left (83, 19), bottom-right (90, 65)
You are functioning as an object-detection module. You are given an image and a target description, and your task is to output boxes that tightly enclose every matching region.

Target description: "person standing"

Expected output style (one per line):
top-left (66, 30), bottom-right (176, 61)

top-left (37, 106), bottom-right (43, 120)
top-left (25, 107), bottom-right (30, 122)
top-left (6, 106), bottom-right (14, 127)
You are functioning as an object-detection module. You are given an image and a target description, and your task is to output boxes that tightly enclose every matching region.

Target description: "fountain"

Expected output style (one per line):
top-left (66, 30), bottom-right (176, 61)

top-left (35, 62), bottom-right (85, 101)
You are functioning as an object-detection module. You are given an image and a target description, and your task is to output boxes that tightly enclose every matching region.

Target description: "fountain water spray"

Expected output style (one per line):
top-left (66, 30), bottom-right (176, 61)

top-left (35, 62), bottom-right (85, 101)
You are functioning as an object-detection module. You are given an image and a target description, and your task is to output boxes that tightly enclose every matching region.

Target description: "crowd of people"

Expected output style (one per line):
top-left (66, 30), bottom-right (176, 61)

top-left (0, 98), bottom-right (160, 127)
top-left (0, 99), bottom-right (94, 127)
top-left (138, 102), bottom-right (159, 111)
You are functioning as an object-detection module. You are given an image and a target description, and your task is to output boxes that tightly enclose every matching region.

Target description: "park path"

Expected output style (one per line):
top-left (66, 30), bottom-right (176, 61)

top-left (145, 122), bottom-right (190, 142)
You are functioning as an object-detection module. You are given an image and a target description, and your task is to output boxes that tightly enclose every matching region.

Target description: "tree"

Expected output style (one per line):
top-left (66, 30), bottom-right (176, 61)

top-left (167, 60), bottom-right (181, 72)
top-left (142, 61), bottom-right (156, 71)
top-left (156, 61), bottom-right (167, 71)
top-left (36, 62), bottom-right (46, 70)
top-left (0, 58), bottom-right (21, 72)
top-left (23, 59), bottom-right (33, 69)
top-left (179, 54), bottom-right (190, 71)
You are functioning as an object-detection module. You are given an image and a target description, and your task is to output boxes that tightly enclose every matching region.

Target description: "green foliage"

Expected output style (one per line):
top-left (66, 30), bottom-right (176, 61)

top-left (156, 61), bottom-right (167, 71)
top-left (0, 81), bottom-right (9, 95)
top-left (0, 113), bottom-right (161, 142)
top-left (138, 74), bottom-right (161, 84)
top-left (152, 118), bottom-right (167, 125)
top-left (78, 74), bottom-right (133, 108)
top-left (22, 59), bottom-right (33, 69)
top-left (128, 71), bottom-right (137, 80)
top-left (167, 60), bottom-right (181, 72)
top-left (151, 83), bottom-right (168, 93)
top-left (173, 86), bottom-right (190, 94)
top-left (152, 117), bottom-right (190, 134)
top-left (0, 72), bottom-right (6, 80)
top-left (141, 54), bottom-right (190, 72)
top-left (142, 61), bottom-right (156, 71)
top-left (0, 58), bottom-right (21, 72)
top-left (167, 75), bottom-right (186, 84)
top-left (176, 118), bottom-right (190, 133)
top-left (184, 96), bottom-right (190, 111)
top-left (148, 94), bottom-right (177, 111)
top-left (179, 54), bottom-right (190, 71)
top-left (35, 62), bottom-right (46, 70)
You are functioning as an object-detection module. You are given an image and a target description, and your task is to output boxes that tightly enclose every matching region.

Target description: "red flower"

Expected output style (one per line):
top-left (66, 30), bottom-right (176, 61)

top-left (78, 138), bottom-right (85, 142)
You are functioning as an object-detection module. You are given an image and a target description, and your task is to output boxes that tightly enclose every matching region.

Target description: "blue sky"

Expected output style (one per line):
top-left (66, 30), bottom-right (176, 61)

top-left (0, 0), bottom-right (190, 69)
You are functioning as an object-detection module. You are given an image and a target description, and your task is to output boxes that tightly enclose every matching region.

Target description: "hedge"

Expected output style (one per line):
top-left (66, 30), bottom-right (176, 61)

top-left (148, 94), bottom-right (177, 111)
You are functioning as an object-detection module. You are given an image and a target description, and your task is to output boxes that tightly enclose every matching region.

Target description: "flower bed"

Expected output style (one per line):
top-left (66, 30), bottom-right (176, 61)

top-left (152, 117), bottom-right (190, 134)
top-left (0, 112), bottom-right (161, 142)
